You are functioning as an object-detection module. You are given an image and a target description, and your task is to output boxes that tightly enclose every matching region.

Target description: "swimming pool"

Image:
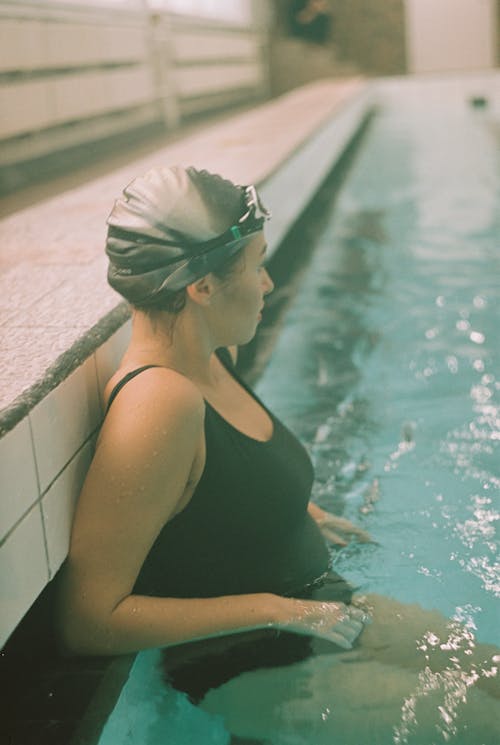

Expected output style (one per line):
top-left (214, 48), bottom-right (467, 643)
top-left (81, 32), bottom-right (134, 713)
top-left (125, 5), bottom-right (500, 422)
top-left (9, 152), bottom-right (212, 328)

top-left (95, 78), bottom-right (500, 744)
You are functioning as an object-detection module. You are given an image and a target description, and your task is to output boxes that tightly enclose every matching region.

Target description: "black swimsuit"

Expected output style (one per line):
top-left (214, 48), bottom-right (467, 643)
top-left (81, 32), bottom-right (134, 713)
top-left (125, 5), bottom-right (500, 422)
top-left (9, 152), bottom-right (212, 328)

top-left (106, 348), bottom-right (353, 702)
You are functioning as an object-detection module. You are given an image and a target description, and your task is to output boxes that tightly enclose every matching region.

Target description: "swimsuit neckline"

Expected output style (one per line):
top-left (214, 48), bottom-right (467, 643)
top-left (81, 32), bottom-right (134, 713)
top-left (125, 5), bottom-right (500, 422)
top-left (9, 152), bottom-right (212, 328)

top-left (204, 398), bottom-right (276, 445)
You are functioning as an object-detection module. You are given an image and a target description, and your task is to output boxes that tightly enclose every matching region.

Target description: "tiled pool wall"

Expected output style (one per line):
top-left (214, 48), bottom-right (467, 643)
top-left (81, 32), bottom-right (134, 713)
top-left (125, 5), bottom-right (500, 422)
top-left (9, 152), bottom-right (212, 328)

top-left (1, 321), bottom-right (132, 646)
top-left (0, 83), bottom-right (374, 647)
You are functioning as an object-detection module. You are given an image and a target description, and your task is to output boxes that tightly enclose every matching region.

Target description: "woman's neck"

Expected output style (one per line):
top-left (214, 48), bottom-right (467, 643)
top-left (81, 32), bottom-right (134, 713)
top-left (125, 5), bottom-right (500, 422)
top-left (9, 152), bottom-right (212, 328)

top-left (123, 308), bottom-right (219, 387)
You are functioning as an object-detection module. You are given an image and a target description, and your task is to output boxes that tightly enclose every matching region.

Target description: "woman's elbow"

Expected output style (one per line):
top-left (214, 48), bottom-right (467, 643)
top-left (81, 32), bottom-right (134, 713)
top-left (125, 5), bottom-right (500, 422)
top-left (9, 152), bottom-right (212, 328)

top-left (55, 581), bottom-right (116, 657)
top-left (55, 602), bottom-right (107, 657)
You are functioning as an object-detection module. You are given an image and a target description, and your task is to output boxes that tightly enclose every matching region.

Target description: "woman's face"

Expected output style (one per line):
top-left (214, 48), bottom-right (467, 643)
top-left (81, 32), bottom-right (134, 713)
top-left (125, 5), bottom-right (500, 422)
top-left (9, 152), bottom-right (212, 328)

top-left (210, 232), bottom-right (274, 346)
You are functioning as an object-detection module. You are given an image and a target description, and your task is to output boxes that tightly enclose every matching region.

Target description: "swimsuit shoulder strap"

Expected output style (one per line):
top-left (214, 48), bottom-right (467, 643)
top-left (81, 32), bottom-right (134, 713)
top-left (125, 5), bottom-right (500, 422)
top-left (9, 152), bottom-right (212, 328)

top-left (105, 364), bottom-right (162, 415)
top-left (105, 348), bottom-right (241, 415)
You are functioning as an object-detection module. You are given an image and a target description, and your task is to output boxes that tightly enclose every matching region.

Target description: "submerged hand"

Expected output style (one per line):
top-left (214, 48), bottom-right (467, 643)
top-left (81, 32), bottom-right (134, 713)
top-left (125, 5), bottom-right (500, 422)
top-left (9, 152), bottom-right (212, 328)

top-left (273, 599), bottom-right (370, 649)
top-left (311, 506), bottom-right (372, 546)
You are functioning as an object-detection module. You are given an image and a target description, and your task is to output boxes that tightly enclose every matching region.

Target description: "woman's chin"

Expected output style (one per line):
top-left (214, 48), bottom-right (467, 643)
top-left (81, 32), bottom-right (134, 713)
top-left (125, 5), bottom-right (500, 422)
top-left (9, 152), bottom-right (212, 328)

top-left (228, 326), bottom-right (258, 348)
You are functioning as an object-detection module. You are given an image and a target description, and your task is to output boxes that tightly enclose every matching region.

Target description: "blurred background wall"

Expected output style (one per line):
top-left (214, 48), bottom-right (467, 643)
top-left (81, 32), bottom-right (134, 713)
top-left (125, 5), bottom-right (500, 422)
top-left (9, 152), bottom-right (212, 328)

top-left (271, 0), bottom-right (499, 91)
top-left (0, 0), bottom-right (498, 198)
top-left (0, 0), bottom-right (271, 196)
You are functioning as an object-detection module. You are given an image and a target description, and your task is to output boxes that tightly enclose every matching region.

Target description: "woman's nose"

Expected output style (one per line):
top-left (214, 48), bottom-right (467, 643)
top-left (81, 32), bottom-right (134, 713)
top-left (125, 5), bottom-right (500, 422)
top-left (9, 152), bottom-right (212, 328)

top-left (262, 268), bottom-right (274, 295)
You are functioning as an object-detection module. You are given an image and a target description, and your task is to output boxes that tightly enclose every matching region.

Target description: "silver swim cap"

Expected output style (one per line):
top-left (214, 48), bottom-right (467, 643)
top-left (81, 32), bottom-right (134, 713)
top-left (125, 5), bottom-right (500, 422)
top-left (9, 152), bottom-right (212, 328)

top-left (105, 166), bottom-right (270, 304)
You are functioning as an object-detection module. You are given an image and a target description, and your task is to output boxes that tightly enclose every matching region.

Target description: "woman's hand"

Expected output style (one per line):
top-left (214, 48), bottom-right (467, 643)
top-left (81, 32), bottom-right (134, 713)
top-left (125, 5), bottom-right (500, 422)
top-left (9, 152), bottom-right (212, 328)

top-left (271, 597), bottom-right (369, 649)
top-left (308, 503), bottom-right (372, 546)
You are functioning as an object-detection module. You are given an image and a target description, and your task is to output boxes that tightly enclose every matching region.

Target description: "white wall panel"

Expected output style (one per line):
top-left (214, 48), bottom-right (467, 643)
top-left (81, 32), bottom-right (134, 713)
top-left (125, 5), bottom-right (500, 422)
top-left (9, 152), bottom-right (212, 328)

top-left (106, 67), bottom-right (155, 109)
top-left (0, 19), bottom-right (148, 72)
top-left (0, 80), bottom-right (53, 139)
top-left (176, 62), bottom-right (260, 97)
top-left (45, 22), bottom-right (147, 68)
top-left (405, 0), bottom-right (496, 73)
top-left (46, 22), bottom-right (102, 68)
top-left (51, 72), bottom-right (111, 122)
top-left (0, 12), bottom-right (266, 143)
top-left (50, 67), bottom-right (154, 124)
top-left (103, 25), bottom-right (148, 63)
top-left (0, 19), bottom-right (46, 71)
top-left (172, 32), bottom-right (258, 62)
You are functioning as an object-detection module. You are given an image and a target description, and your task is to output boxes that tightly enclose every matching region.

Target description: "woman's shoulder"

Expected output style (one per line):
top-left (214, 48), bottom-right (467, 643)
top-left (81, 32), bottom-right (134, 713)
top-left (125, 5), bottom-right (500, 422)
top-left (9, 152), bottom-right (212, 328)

top-left (104, 364), bottom-right (205, 426)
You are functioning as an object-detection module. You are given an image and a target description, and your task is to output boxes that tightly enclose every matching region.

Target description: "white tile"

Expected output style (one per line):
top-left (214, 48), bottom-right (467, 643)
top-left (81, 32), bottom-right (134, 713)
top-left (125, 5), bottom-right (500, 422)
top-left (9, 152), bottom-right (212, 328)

top-left (41, 441), bottom-right (93, 578)
top-left (94, 321), bottom-right (131, 412)
top-left (30, 356), bottom-right (100, 494)
top-left (0, 419), bottom-right (39, 541)
top-left (0, 504), bottom-right (49, 648)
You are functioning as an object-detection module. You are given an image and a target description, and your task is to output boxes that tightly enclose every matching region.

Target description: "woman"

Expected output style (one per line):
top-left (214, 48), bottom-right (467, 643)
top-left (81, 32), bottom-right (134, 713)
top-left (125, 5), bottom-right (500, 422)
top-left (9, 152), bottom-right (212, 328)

top-left (58, 167), bottom-right (499, 740)
top-left (58, 166), bottom-right (368, 657)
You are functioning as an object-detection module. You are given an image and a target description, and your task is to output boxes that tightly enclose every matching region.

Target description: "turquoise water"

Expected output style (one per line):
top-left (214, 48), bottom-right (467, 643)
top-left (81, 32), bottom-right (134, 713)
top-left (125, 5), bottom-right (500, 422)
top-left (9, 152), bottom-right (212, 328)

top-left (257, 91), bottom-right (500, 645)
top-left (97, 86), bottom-right (499, 744)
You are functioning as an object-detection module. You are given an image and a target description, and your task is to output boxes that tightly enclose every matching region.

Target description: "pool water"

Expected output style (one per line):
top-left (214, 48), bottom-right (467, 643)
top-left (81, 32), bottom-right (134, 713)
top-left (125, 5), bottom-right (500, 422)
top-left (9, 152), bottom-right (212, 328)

top-left (97, 82), bottom-right (499, 744)
top-left (257, 87), bottom-right (500, 642)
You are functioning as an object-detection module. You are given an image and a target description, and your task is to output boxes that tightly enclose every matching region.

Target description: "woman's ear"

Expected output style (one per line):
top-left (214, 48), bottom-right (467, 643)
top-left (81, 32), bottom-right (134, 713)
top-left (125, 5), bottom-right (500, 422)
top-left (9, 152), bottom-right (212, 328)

top-left (185, 275), bottom-right (214, 306)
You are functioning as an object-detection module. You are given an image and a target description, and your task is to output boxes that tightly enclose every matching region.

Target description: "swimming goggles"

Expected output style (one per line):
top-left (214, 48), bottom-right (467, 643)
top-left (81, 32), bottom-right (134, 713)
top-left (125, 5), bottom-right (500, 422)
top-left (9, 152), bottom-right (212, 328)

top-left (195, 184), bottom-right (271, 252)
top-left (154, 184), bottom-right (271, 292)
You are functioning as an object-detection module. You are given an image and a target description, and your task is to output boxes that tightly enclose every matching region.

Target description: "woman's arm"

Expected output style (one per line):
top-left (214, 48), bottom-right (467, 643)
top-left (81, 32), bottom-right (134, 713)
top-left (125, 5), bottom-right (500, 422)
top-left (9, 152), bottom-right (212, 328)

top-left (57, 368), bottom-right (277, 654)
top-left (308, 502), bottom-right (372, 546)
top-left (57, 367), bottom-right (366, 655)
